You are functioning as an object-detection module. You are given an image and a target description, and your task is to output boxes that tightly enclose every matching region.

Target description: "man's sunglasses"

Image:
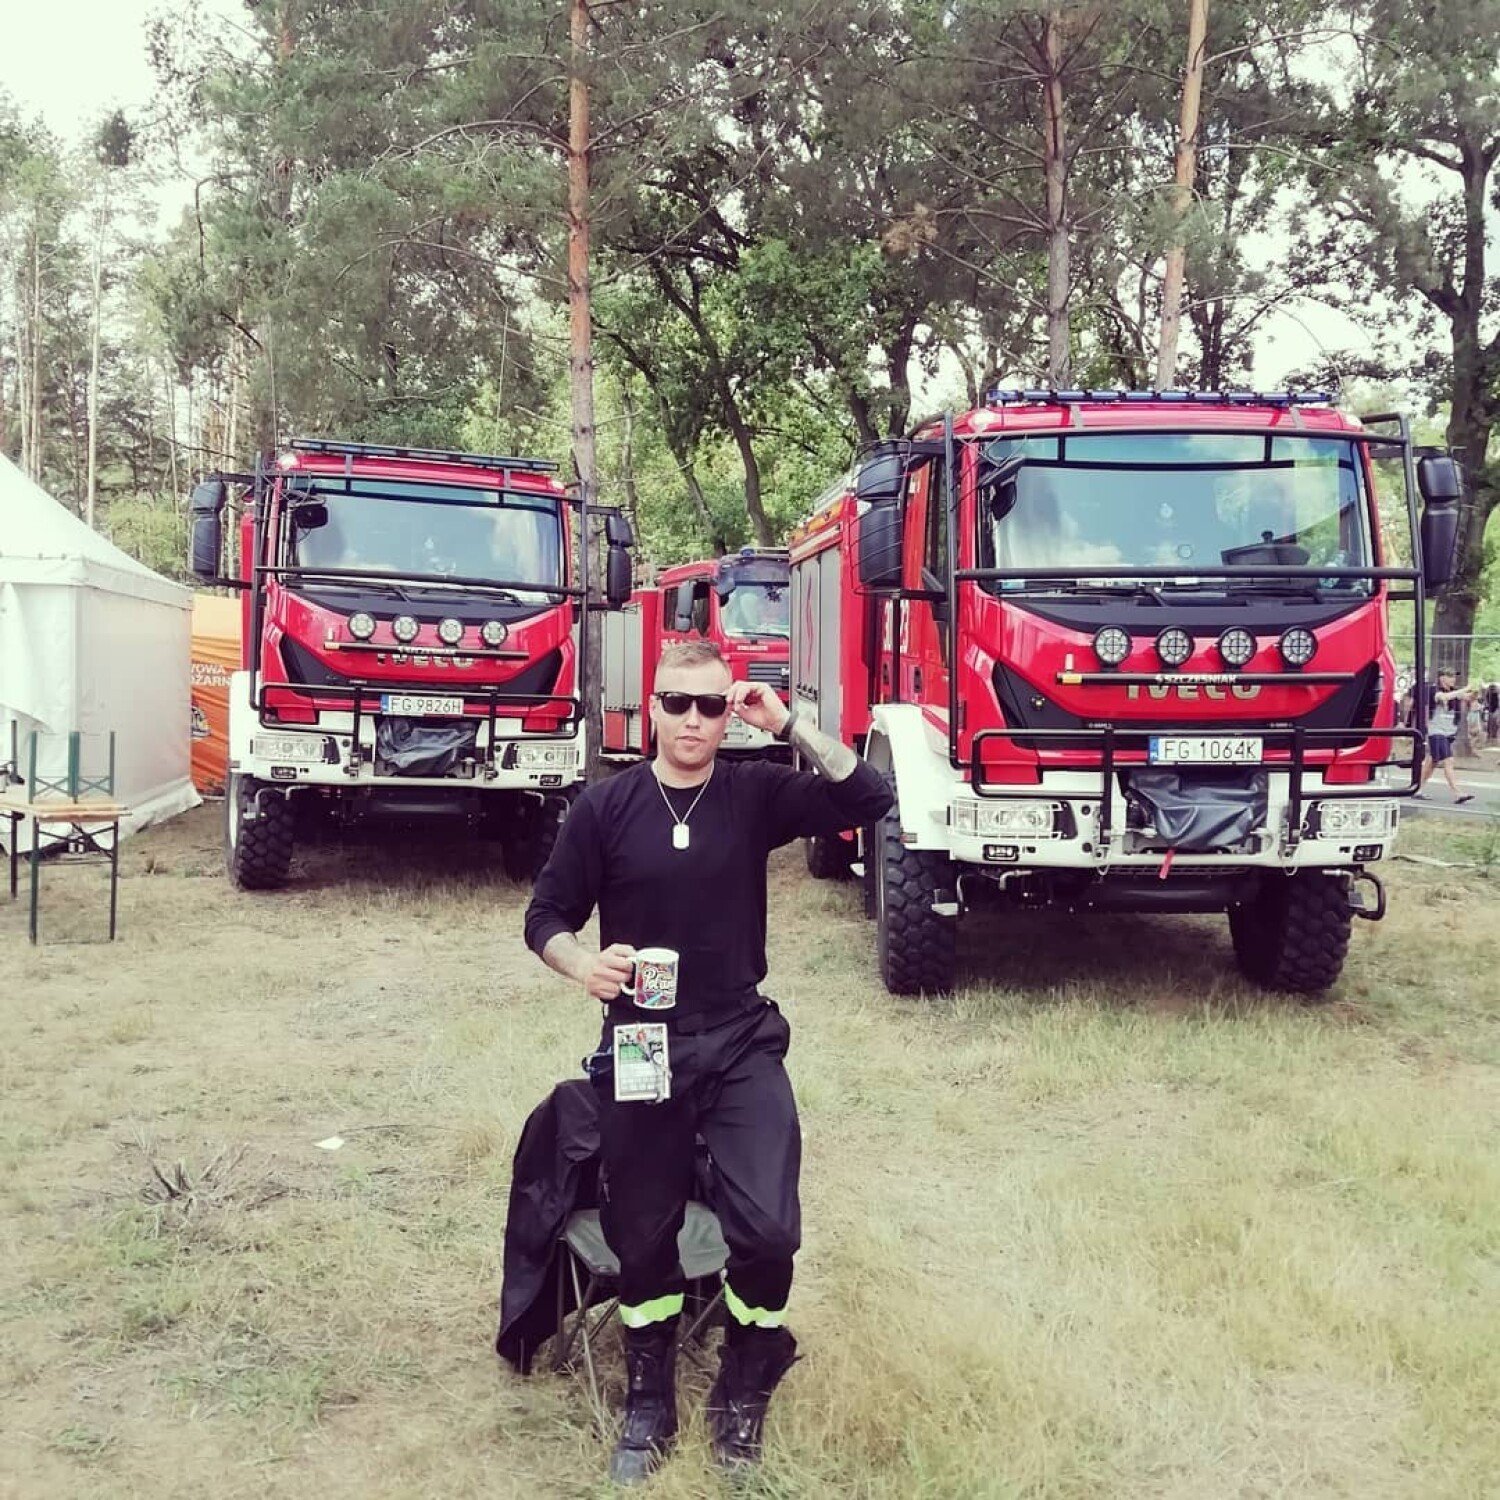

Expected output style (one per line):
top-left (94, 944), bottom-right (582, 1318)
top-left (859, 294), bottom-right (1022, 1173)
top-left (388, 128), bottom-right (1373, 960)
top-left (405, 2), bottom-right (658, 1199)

top-left (654, 691), bottom-right (729, 718)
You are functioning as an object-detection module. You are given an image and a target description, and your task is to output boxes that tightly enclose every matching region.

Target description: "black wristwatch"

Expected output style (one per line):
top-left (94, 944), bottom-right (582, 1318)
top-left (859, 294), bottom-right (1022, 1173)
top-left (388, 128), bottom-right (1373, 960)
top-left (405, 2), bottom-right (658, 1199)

top-left (774, 709), bottom-right (799, 743)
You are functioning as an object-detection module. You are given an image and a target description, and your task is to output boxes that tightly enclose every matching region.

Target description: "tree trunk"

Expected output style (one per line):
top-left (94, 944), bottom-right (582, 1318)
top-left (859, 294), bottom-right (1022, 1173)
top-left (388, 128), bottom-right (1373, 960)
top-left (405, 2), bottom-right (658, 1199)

top-left (1041, 9), bottom-right (1071, 385)
top-left (29, 219), bottom-right (44, 481)
top-left (86, 196), bottom-right (105, 528)
top-left (568, 0), bottom-right (603, 778)
top-left (1157, 0), bottom-right (1210, 389)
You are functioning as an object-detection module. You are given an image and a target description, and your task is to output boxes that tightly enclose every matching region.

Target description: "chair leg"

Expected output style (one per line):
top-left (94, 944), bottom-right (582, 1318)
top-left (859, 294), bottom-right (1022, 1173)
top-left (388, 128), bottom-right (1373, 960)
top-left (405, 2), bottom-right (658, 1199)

top-left (569, 1257), bottom-right (611, 1438)
top-left (679, 1277), bottom-right (726, 1370)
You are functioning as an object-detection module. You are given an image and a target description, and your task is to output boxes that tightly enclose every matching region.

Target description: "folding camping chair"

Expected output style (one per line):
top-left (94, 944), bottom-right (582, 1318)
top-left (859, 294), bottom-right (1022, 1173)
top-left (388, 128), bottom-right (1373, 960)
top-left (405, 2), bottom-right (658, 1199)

top-left (553, 1201), bottom-right (729, 1430)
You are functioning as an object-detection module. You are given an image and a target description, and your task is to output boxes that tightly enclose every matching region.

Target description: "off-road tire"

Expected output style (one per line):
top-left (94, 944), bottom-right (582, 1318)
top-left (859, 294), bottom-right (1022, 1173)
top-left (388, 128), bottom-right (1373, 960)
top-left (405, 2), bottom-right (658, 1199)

top-left (1229, 872), bottom-right (1352, 996)
top-left (874, 776), bottom-right (956, 996)
top-left (805, 832), bottom-right (852, 881)
top-left (501, 793), bottom-right (571, 882)
top-left (225, 773), bottom-right (294, 890)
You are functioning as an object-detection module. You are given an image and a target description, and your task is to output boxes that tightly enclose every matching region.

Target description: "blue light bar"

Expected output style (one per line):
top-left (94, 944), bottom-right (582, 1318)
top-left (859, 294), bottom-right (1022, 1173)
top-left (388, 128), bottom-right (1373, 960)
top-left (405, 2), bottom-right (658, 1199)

top-left (984, 388), bottom-right (1335, 408)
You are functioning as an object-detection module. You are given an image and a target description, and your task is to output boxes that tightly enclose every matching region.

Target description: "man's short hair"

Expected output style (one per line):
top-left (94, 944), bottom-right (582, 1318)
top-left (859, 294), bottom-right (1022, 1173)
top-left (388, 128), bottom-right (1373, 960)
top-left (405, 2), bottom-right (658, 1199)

top-left (658, 639), bottom-right (729, 675)
top-left (1438, 668), bottom-right (1457, 680)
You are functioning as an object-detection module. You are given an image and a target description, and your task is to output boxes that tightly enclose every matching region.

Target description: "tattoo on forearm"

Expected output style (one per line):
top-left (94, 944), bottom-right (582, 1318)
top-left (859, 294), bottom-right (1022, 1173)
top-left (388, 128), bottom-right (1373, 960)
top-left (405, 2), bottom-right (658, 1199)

top-left (788, 717), bottom-right (858, 782)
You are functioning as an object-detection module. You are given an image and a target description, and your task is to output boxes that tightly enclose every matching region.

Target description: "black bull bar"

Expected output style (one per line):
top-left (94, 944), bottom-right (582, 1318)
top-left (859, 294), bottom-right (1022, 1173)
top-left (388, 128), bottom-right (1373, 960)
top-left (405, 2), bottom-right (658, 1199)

top-left (968, 724), bottom-right (1421, 853)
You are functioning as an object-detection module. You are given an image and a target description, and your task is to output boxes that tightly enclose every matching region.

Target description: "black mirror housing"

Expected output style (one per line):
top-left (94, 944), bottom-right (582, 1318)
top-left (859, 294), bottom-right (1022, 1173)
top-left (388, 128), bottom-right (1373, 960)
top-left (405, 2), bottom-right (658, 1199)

top-left (855, 441), bottom-right (910, 505)
top-left (1417, 453), bottom-right (1462, 504)
top-left (188, 479), bottom-right (227, 580)
top-left (1420, 502), bottom-right (1460, 591)
top-left (605, 512), bottom-right (634, 547)
top-left (290, 502), bottom-right (329, 531)
top-left (605, 546), bottom-right (632, 610)
top-left (1416, 451), bottom-right (1463, 591)
top-left (857, 505), bottom-right (904, 591)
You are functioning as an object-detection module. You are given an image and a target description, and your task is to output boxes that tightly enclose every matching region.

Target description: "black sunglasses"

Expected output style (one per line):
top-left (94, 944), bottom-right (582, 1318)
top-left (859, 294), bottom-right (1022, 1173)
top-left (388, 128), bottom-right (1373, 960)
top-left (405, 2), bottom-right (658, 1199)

top-left (654, 691), bottom-right (729, 718)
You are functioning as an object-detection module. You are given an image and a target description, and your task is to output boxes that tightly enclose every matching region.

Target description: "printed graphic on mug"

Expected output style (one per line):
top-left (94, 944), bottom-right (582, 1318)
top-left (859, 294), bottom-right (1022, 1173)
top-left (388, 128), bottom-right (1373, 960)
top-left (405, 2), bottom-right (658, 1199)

top-left (623, 946), bottom-right (680, 1010)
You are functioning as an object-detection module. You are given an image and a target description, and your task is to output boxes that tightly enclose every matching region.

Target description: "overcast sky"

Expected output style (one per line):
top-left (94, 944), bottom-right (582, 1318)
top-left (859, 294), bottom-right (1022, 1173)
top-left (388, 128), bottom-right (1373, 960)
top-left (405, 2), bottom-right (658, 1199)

top-left (2, 0), bottom-right (1374, 392)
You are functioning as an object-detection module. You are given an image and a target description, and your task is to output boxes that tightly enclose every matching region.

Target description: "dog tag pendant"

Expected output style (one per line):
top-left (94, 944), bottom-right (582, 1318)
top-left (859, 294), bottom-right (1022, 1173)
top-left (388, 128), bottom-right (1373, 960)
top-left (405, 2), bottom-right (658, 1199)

top-left (672, 824), bottom-right (690, 851)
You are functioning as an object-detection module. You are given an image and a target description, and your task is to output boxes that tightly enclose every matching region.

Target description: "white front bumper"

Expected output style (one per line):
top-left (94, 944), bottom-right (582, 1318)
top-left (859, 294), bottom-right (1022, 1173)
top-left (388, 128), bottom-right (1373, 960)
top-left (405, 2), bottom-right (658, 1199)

top-left (227, 672), bottom-right (584, 792)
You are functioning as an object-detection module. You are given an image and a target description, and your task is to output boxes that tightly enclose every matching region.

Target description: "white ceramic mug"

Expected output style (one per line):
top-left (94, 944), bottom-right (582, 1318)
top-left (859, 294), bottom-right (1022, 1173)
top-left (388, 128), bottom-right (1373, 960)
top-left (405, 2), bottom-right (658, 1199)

top-left (621, 947), bottom-right (680, 1010)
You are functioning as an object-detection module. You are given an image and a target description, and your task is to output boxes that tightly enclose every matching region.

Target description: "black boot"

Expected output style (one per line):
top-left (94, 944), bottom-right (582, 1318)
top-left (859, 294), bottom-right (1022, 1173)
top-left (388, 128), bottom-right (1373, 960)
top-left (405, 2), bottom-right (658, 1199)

top-left (608, 1322), bottom-right (678, 1486)
top-left (706, 1326), bottom-right (799, 1470)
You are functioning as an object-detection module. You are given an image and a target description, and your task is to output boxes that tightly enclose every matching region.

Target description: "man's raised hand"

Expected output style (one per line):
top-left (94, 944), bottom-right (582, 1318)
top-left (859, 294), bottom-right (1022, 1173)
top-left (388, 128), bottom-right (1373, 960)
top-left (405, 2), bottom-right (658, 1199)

top-left (727, 680), bottom-right (790, 735)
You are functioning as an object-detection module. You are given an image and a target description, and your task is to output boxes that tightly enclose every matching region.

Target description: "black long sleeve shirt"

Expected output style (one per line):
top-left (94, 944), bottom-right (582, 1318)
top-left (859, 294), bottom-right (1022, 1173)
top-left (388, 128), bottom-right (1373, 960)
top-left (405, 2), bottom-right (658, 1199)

top-left (523, 755), bottom-right (892, 1015)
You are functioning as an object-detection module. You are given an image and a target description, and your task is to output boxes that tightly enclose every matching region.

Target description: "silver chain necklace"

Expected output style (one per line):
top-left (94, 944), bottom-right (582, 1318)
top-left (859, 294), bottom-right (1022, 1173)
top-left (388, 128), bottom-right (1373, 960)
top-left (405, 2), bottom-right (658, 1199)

top-left (653, 763), bottom-right (714, 850)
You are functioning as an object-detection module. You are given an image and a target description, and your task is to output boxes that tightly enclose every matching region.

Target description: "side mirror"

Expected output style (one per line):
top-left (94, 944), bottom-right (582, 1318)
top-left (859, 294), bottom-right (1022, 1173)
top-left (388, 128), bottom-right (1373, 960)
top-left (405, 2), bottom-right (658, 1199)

top-left (605, 545), bottom-right (632, 610)
top-left (857, 504), bottom-right (904, 591)
top-left (713, 571), bottom-right (737, 600)
top-left (189, 479), bottom-right (226, 580)
top-left (605, 512), bottom-right (634, 547)
top-left (1417, 451), bottom-right (1463, 590)
top-left (1417, 453), bottom-right (1462, 504)
top-left (854, 440), bottom-right (910, 505)
top-left (289, 501), bottom-right (328, 531)
top-left (673, 581), bottom-right (694, 632)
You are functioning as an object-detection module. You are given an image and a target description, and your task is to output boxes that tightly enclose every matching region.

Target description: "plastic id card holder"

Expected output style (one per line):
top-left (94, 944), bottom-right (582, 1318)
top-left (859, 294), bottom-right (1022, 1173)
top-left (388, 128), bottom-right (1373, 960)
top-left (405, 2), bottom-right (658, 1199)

top-left (612, 1022), bottom-right (671, 1103)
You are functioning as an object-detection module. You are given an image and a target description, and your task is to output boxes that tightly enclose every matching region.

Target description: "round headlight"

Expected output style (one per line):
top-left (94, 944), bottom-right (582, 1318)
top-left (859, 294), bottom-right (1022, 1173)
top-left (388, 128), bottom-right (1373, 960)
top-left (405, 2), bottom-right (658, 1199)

top-left (391, 614), bottom-right (420, 644)
top-left (1280, 627), bottom-right (1317, 667)
top-left (437, 616), bottom-right (464, 646)
top-left (1093, 626), bottom-right (1130, 667)
top-left (1156, 627), bottom-right (1193, 668)
top-left (347, 611), bottom-right (376, 641)
top-left (1218, 627), bottom-right (1255, 668)
top-left (480, 619), bottom-right (509, 648)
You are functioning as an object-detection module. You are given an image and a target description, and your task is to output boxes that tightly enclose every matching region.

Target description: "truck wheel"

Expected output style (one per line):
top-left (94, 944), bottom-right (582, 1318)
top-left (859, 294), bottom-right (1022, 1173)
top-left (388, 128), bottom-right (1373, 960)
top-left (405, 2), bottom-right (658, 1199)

top-left (874, 777), bottom-right (956, 996)
top-left (805, 833), bottom-right (851, 881)
top-left (501, 793), bottom-right (571, 882)
top-left (225, 773), bottom-right (294, 890)
top-left (1229, 872), bottom-right (1351, 996)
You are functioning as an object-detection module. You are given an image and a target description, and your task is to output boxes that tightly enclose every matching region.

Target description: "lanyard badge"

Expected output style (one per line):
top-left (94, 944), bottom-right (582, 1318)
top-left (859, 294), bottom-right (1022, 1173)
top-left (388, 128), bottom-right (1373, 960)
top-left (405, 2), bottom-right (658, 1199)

top-left (612, 1022), bottom-right (671, 1103)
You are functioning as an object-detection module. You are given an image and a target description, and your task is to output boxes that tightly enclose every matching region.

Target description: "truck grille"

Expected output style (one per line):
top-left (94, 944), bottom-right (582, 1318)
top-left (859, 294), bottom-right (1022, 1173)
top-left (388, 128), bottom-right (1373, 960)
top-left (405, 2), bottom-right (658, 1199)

top-left (747, 661), bottom-right (789, 691)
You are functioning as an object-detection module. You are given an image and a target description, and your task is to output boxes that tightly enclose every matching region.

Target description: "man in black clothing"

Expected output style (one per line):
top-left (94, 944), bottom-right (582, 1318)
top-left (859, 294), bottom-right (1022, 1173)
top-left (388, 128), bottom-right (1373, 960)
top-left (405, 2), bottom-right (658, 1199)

top-left (523, 639), bottom-right (891, 1485)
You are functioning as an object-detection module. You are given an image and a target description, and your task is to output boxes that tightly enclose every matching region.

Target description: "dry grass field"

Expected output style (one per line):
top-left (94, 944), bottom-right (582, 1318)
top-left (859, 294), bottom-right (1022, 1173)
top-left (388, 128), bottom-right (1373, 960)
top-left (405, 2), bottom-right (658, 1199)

top-left (2, 805), bottom-right (1497, 1500)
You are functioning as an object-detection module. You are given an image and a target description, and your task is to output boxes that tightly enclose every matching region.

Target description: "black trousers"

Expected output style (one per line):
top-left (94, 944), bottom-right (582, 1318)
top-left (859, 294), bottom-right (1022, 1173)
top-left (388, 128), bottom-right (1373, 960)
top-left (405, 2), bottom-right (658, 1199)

top-left (592, 1000), bottom-right (801, 1321)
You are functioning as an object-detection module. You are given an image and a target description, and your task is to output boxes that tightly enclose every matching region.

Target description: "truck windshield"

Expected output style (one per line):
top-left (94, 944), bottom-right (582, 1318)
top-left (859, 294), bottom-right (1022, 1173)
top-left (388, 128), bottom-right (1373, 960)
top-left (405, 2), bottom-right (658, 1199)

top-left (719, 581), bottom-right (790, 637)
top-left (286, 480), bottom-right (563, 596)
top-left (978, 433), bottom-right (1373, 593)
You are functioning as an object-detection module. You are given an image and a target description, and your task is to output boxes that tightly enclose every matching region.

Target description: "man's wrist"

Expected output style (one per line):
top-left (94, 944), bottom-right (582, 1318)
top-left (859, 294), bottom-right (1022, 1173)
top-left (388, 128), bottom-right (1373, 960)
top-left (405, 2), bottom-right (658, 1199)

top-left (773, 706), bottom-right (797, 742)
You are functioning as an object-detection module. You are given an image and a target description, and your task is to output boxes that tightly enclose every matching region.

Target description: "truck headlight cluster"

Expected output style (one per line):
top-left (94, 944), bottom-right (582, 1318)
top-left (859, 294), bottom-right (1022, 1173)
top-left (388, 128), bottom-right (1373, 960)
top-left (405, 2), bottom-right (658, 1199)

top-left (952, 799), bottom-right (1061, 837)
top-left (1312, 799), bottom-right (1396, 837)
top-left (347, 611), bottom-right (376, 640)
top-left (391, 614), bottom-right (420, 644)
top-left (1279, 627), bottom-right (1317, 667)
top-left (1155, 627), bottom-right (1193, 667)
top-left (1093, 626), bottom-right (1130, 667)
top-left (480, 620), bottom-right (509, 647)
top-left (437, 616), bottom-right (464, 646)
top-left (252, 733), bottom-right (327, 763)
top-left (1218, 627), bottom-right (1255, 667)
top-left (513, 743), bottom-right (579, 770)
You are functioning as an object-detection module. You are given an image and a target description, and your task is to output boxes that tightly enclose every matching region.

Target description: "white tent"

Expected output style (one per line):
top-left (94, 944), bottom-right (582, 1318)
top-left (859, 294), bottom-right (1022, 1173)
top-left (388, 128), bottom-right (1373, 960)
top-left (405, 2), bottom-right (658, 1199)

top-left (0, 456), bottom-right (199, 839)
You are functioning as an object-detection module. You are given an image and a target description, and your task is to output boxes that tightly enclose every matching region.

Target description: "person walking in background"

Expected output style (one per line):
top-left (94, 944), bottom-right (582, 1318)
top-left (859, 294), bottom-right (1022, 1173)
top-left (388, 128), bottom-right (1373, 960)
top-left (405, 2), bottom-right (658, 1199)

top-left (523, 639), bottom-right (891, 1485)
top-left (1417, 668), bottom-right (1475, 803)
top-left (1484, 681), bottom-right (1499, 746)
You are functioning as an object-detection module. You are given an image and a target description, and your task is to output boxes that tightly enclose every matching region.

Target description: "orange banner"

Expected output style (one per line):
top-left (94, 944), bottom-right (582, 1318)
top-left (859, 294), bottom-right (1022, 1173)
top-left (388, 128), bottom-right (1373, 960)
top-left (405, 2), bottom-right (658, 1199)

top-left (191, 593), bottom-right (241, 795)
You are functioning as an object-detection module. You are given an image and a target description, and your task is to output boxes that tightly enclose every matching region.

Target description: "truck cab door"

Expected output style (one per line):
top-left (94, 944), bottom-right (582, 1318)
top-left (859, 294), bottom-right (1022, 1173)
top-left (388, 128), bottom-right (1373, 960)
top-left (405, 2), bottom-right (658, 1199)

top-left (901, 462), bottom-right (950, 714)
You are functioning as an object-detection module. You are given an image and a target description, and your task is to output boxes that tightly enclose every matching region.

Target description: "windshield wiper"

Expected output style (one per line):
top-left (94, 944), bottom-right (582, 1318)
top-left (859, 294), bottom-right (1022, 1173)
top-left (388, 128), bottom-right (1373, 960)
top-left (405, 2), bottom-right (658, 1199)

top-left (293, 573), bottom-right (412, 602)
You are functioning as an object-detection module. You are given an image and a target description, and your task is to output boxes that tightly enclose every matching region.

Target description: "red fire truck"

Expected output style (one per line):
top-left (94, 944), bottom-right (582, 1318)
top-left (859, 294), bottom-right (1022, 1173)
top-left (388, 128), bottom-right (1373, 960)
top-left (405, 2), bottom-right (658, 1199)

top-left (602, 548), bottom-right (791, 759)
top-left (789, 391), bottom-right (1462, 996)
top-left (189, 439), bottom-right (632, 888)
